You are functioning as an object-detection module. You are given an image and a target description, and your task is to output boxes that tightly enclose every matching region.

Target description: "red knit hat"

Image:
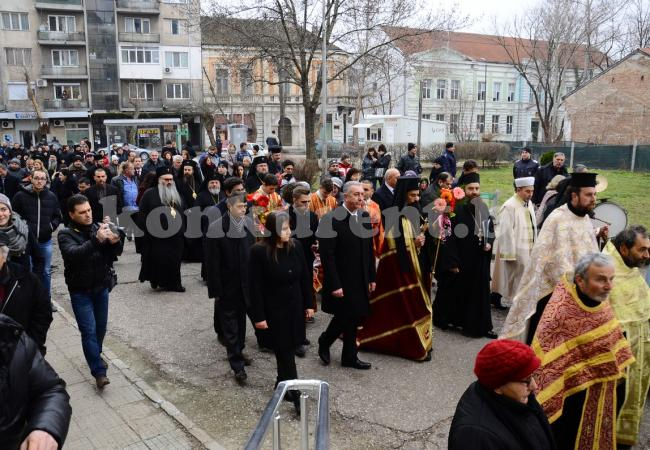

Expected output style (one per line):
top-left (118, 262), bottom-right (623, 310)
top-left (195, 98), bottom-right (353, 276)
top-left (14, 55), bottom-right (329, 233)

top-left (474, 339), bottom-right (541, 389)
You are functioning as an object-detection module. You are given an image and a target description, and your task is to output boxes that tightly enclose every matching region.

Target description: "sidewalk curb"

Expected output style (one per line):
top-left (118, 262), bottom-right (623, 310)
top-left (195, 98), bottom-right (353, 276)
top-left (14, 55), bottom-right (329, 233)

top-left (53, 300), bottom-right (228, 450)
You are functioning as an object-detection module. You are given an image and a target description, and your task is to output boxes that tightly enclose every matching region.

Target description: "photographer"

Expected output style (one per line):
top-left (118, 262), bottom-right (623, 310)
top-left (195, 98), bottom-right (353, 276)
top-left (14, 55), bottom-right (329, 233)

top-left (57, 194), bottom-right (124, 389)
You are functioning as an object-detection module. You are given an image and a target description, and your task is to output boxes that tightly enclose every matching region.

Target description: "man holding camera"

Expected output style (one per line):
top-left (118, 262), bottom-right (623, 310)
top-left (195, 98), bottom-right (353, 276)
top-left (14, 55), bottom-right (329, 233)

top-left (58, 194), bottom-right (124, 389)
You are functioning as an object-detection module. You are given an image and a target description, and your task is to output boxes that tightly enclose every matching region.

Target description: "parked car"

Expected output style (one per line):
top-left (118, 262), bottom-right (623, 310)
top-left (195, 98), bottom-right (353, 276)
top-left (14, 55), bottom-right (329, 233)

top-left (99, 144), bottom-right (153, 161)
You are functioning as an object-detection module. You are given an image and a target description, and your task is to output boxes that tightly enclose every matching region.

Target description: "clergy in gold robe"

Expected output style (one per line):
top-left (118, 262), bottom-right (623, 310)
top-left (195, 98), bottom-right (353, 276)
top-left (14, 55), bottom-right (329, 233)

top-left (533, 253), bottom-right (634, 450)
top-left (500, 173), bottom-right (604, 343)
top-left (491, 177), bottom-right (537, 304)
top-left (309, 178), bottom-right (337, 219)
top-left (358, 176), bottom-right (432, 361)
top-left (602, 227), bottom-right (650, 447)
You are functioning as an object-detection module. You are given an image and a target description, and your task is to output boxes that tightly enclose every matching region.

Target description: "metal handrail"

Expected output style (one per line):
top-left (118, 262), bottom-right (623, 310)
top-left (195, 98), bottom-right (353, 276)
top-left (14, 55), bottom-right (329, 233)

top-left (244, 379), bottom-right (330, 450)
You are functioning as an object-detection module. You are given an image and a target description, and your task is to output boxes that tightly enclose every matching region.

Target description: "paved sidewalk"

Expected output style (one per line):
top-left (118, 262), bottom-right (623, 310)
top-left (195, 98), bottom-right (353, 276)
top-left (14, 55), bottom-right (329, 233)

top-left (45, 302), bottom-right (224, 450)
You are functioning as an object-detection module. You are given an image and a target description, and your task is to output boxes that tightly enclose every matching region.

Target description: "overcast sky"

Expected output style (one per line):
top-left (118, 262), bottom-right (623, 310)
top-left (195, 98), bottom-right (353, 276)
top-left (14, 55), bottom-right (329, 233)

top-left (444, 0), bottom-right (537, 34)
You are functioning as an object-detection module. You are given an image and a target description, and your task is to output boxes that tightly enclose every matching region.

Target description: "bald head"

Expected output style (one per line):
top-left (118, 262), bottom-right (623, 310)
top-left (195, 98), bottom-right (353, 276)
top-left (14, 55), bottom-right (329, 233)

top-left (384, 168), bottom-right (400, 188)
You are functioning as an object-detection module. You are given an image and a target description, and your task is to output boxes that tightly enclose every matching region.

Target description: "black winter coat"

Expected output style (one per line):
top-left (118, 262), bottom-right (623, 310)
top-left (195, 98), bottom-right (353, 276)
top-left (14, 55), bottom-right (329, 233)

top-left (532, 163), bottom-right (569, 205)
top-left (288, 205), bottom-right (318, 271)
top-left (0, 315), bottom-right (71, 450)
top-left (248, 241), bottom-right (312, 351)
top-left (0, 175), bottom-right (20, 200)
top-left (0, 263), bottom-right (51, 355)
top-left (11, 188), bottom-right (62, 243)
top-left (371, 184), bottom-right (394, 211)
top-left (317, 208), bottom-right (376, 318)
top-left (449, 382), bottom-right (556, 450)
top-left (85, 183), bottom-right (123, 223)
top-left (57, 223), bottom-right (124, 293)
top-left (205, 215), bottom-right (255, 305)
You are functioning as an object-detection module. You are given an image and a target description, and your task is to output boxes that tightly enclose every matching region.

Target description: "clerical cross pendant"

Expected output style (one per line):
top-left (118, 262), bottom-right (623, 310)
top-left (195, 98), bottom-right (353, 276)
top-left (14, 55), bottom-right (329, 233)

top-left (170, 207), bottom-right (177, 218)
top-left (192, 192), bottom-right (197, 199)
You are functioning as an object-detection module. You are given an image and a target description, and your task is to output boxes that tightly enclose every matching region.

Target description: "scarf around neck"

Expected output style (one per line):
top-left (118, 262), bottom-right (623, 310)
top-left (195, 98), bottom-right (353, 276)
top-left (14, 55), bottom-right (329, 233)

top-left (0, 214), bottom-right (28, 256)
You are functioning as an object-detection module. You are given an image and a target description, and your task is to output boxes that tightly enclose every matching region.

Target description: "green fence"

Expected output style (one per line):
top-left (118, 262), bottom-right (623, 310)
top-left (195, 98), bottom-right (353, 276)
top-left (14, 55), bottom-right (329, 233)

top-left (501, 142), bottom-right (650, 172)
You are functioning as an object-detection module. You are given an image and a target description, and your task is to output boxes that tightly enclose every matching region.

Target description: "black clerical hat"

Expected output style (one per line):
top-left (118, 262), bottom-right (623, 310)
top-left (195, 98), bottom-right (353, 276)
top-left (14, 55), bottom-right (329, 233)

top-left (252, 155), bottom-right (268, 165)
top-left (269, 145), bottom-right (282, 154)
top-left (155, 166), bottom-right (174, 178)
top-left (462, 172), bottom-right (480, 184)
top-left (569, 172), bottom-right (598, 188)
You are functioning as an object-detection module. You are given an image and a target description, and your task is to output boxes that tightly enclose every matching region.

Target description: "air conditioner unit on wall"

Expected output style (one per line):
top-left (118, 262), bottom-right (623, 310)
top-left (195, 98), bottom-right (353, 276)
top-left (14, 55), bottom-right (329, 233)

top-left (1, 120), bottom-right (14, 129)
top-left (164, 67), bottom-right (172, 73)
top-left (36, 79), bottom-right (48, 87)
top-left (53, 119), bottom-right (65, 127)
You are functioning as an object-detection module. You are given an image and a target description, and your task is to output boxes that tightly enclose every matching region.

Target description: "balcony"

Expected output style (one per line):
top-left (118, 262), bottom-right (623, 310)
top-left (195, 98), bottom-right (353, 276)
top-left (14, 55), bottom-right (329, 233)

top-left (43, 99), bottom-right (89, 110)
top-left (212, 94), bottom-right (264, 104)
top-left (37, 31), bottom-right (86, 45)
top-left (115, 0), bottom-right (159, 14)
top-left (35, 0), bottom-right (83, 11)
top-left (41, 65), bottom-right (88, 79)
top-left (121, 98), bottom-right (163, 111)
top-left (118, 32), bottom-right (160, 43)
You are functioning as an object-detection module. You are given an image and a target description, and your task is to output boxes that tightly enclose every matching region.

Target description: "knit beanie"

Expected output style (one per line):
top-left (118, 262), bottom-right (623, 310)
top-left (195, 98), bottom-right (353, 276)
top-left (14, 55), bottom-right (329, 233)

top-left (474, 339), bottom-right (541, 389)
top-left (0, 194), bottom-right (12, 213)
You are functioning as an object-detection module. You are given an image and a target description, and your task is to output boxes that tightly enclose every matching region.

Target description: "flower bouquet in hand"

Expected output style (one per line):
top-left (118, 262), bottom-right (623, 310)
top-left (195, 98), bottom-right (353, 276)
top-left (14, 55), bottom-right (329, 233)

top-left (432, 187), bottom-right (465, 241)
top-left (247, 191), bottom-right (271, 233)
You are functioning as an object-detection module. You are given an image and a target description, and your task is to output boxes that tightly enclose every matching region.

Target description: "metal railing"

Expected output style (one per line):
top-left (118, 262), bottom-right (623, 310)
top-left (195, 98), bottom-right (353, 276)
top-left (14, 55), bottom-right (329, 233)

top-left (115, 0), bottom-right (159, 11)
top-left (41, 65), bottom-right (88, 77)
top-left (118, 32), bottom-right (160, 43)
top-left (38, 31), bottom-right (86, 42)
top-left (244, 380), bottom-right (330, 450)
top-left (43, 99), bottom-right (89, 110)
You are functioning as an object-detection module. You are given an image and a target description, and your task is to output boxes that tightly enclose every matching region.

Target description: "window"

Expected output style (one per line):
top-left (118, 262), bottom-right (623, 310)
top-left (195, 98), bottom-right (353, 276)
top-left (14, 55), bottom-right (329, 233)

top-left (166, 83), bottom-right (190, 99)
top-left (507, 82), bottom-right (516, 102)
top-left (492, 82), bottom-right (501, 101)
top-left (1, 12), bottom-right (29, 31)
top-left (565, 84), bottom-right (574, 95)
top-left (54, 84), bottom-right (81, 100)
top-left (121, 47), bottom-right (160, 64)
top-left (491, 115), bottom-right (500, 133)
top-left (435, 114), bottom-right (445, 122)
top-left (125, 17), bottom-right (150, 34)
top-left (5, 48), bottom-right (31, 66)
top-left (506, 115), bottom-right (513, 134)
top-left (169, 19), bottom-right (184, 35)
top-left (8, 83), bottom-right (29, 100)
top-left (240, 69), bottom-right (253, 95)
top-left (477, 114), bottom-right (485, 133)
top-left (477, 81), bottom-right (486, 101)
top-left (128, 82), bottom-right (154, 99)
top-left (436, 79), bottom-right (446, 99)
top-left (164, 51), bottom-right (188, 68)
top-left (49, 15), bottom-right (75, 33)
top-left (421, 79), bottom-right (431, 99)
top-left (450, 80), bottom-right (460, 100)
top-left (421, 114), bottom-right (431, 120)
top-left (216, 69), bottom-right (229, 94)
top-left (52, 49), bottom-right (79, 66)
top-left (449, 114), bottom-right (459, 134)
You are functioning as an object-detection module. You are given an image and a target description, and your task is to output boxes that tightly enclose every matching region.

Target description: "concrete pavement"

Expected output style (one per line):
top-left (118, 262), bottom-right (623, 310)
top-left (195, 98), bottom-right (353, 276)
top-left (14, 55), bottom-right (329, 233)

top-left (49, 239), bottom-right (650, 449)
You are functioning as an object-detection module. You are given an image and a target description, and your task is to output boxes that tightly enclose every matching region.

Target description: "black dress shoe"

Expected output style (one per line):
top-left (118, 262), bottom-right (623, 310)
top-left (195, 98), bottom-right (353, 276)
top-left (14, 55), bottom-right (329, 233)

top-left (317, 336), bottom-right (330, 365)
top-left (150, 282), bottom-right (158, 290)
top-left (167, 285), bottom-right (186, 292)
top-left (294, 345), bottom-right (307, 358)
top-left (234, 369), bottom-right (247, 384)
top-left (342, 358), bottom-right (372, 370)
top-left (484, 331), bottom-right (498, 339)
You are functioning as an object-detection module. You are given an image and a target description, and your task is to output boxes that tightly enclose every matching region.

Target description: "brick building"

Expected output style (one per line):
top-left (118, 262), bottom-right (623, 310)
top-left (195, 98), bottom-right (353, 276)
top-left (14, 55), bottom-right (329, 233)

top-left (564, 48), bottom-right (650, 144)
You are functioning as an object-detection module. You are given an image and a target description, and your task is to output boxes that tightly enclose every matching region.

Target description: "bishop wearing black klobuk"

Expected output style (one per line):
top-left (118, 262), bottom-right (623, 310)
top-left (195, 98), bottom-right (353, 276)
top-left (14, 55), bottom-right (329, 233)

top-left (176, 161), bottom-right (203, 262)
top-left (137, 166), bottom-right (186, 292)
top-left (432, 172), bottom-right (497, 338)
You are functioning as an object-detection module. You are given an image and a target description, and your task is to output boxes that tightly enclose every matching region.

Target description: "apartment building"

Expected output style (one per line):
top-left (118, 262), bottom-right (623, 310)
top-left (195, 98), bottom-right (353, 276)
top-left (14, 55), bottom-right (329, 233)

top-left (200, 17), bottom-right (352, 151)
top-left (0, 0), bottom-right (202, 148)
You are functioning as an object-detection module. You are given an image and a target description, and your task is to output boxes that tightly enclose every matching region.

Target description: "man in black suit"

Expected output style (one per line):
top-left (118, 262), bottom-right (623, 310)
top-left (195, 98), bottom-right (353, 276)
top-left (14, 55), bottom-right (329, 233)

top-left (317, 181), bottom-right (377, 370)
top-left (84, 168), bottom-right (122, 223)
top-left (0, 163), bottom-right (21, 200)
top-left (205, 194), bottom-right (256, 383)
top-left (371, 168), bottom-right (400, 211)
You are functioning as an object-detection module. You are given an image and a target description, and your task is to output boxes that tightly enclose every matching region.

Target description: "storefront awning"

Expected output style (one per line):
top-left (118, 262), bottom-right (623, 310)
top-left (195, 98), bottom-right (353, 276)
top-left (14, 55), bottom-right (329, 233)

top-left (352, 122), bottom-right (381, 129)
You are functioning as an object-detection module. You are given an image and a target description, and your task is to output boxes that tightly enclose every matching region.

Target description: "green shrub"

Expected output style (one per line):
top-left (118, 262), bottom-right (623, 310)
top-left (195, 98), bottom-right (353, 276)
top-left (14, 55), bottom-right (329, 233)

top-left (540, 151), bottom-right (555, 166)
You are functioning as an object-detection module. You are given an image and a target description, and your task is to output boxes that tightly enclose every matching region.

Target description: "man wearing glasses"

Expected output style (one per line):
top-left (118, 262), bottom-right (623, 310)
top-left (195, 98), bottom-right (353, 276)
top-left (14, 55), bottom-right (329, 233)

top-left (449, 339), bottom-right (555, 449)
top-left (12, 169), bottom-right (62, 310)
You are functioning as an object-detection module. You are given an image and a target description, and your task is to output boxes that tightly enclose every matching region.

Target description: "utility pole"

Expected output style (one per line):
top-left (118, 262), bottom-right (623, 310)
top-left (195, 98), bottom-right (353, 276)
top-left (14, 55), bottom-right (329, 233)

top-left (483, 60), bottom-right (487, 134)
top-left (320, 0), bottom-right (328, 168)
top-left (416, 79), bottom-right (423, 161)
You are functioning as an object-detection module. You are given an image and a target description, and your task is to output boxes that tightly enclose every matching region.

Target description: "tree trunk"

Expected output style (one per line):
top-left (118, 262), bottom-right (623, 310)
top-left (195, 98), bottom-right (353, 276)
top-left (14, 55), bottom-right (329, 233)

top-left (203, 114), bottom-right (216, 146)
top-left (304, 101), bottom-right (317, 161)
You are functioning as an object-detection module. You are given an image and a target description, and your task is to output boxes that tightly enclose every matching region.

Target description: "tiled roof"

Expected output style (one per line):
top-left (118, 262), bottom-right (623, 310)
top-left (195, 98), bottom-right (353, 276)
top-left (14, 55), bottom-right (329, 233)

top-left (383, 26), bottom-right (605, 68)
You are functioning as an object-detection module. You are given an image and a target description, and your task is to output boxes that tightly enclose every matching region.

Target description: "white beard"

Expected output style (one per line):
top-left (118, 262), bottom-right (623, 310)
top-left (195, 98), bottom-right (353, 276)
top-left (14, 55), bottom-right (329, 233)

top-left (158, 182), bottom-right (182, 207)
top-left (209, 188), bottom-right (220, 196)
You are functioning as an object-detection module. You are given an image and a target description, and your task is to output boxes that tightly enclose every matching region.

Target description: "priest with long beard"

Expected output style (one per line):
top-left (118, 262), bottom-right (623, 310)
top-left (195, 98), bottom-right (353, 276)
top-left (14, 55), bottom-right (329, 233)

top-left (137, 166), bottom-right (186, 292)
top-left (177, 162), bottom-right (203, 262)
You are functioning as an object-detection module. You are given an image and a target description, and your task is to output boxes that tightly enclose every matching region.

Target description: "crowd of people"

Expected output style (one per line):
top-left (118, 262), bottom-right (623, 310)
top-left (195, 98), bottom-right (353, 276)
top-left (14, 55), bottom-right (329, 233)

top-left (0, 136), bottom-right (648, 450)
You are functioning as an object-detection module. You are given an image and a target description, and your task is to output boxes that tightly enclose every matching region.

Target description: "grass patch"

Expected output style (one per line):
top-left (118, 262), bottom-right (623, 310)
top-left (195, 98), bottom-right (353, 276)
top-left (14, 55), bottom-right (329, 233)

top-left (478, 166), bottom-right (650, 226)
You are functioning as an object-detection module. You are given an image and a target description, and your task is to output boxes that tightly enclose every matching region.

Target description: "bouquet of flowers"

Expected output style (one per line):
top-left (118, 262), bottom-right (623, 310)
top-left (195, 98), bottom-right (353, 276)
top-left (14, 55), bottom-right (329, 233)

top-left (432, 187), bottom-right (465, 241)
top-left (247, 192), bottom-right (271, 230)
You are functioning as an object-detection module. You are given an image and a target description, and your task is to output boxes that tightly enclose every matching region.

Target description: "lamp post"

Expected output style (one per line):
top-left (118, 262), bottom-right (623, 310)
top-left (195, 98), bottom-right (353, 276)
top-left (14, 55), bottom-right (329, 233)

top-left (481, 58), bottom-right (487, 134)
top-left (320, 0), bottom-right (328, 168)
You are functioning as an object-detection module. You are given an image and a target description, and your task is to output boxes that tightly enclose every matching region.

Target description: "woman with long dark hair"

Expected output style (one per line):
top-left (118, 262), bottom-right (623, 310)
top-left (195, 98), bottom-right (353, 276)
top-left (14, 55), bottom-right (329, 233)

top-left (249, 211), bottom-right (314, 413)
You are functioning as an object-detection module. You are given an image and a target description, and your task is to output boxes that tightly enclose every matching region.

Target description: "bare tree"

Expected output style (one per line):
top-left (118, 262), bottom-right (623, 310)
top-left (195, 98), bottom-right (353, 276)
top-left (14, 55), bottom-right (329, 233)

top-left (22, 69), bottom-right (48, 139)
top-left (200, 0), bottom-right (463, 160)
top-left (495, 0), bottom-right (624, 143)
top-left (446, 91), bottom-right (479, 142)
top-left (623, 0), bottom-right (650, 52)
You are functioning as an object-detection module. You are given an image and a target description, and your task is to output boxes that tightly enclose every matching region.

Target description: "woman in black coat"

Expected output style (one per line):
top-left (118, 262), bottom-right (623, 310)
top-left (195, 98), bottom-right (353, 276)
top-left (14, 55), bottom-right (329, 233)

top-left (249, 211), bottom-right (314, 413)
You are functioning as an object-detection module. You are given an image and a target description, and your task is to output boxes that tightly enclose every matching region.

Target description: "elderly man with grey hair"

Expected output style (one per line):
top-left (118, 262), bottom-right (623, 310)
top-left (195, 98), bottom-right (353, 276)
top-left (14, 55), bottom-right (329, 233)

top-left (532, 252), bottom-right (634, 450)
top-left (532, 152), bottom-right (569, 205)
